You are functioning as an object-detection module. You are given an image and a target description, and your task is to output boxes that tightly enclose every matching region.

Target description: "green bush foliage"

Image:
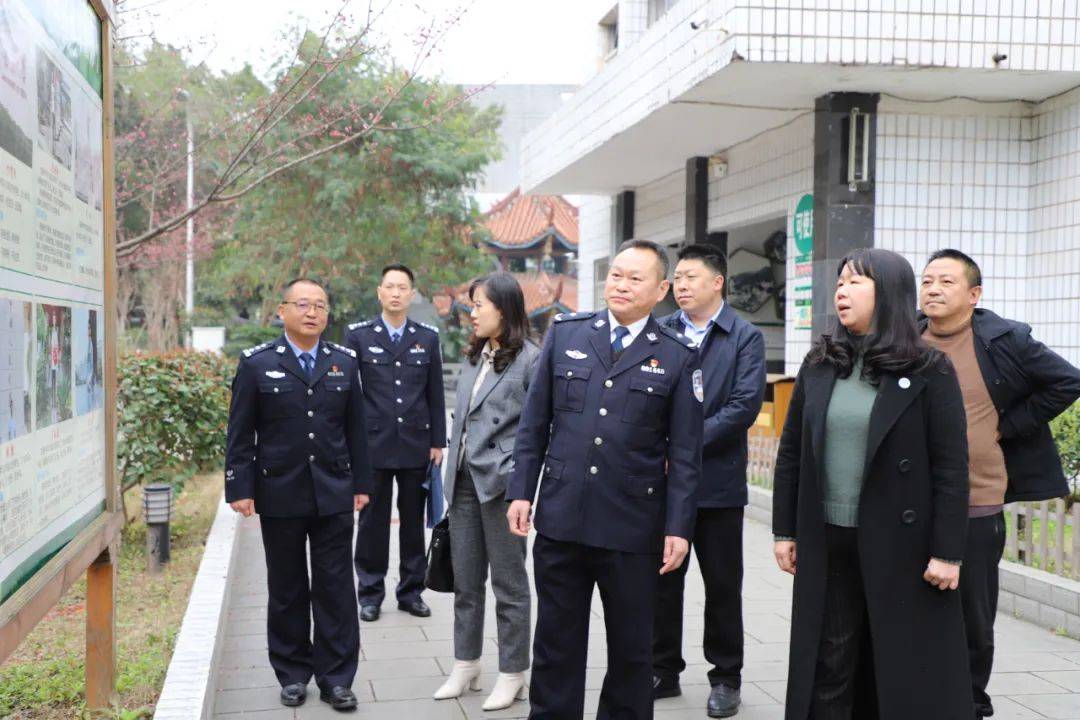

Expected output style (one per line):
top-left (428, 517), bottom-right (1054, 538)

top-left (118, 351), bottom-right (234, 492)
top-left (1052, 401), bottom-right (1080, 489)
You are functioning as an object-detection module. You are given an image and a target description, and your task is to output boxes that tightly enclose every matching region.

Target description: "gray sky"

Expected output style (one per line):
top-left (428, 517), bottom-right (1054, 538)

top-left (123, 0), bottom-right (613, 85)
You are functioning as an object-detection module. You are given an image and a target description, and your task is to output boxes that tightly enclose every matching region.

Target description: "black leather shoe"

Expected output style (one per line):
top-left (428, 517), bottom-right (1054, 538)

top-left (359, 605), bottom-right (380, 622)
top-left (319, 685), bottom-right (358, 711)
top-left (398, 599), bottom-right (431, 617)
top-left (280, 683), bottom-right (307, 707)
top-left (707, 684), bottom-right (741, 718)
top-left (653, 675), bottom-right (681, 699)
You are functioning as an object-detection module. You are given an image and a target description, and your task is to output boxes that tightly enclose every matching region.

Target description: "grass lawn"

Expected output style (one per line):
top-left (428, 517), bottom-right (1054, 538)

top-left (0, 473), bottom-right (223, 719)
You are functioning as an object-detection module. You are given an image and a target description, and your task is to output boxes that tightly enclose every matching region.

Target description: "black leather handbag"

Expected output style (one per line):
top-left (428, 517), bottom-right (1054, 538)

top-left (424, 517), bottom-right (453, 592)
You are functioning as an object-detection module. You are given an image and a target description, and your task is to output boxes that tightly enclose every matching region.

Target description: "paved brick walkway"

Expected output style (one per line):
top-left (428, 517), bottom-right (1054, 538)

top-left (211, 514), bottom-right (1080, 719)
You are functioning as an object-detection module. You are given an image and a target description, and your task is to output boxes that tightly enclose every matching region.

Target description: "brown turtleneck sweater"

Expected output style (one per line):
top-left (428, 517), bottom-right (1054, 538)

top-left (922, 319), bottom-right (1008, 513)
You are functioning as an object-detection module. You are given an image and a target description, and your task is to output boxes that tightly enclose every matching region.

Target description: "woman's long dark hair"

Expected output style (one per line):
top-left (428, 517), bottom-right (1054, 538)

top-left (463, 273), bottom-right (534, 373)
top-left (807, 248), bottom-right (943, 383)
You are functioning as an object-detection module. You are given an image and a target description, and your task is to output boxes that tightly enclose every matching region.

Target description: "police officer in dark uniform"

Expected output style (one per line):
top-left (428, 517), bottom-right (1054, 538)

top-left (347, 263), bottom-right (447, 621)
top-left (507, 239), bottom-right (704, 720)
top-left (225, 278), bottom-right (371, 711)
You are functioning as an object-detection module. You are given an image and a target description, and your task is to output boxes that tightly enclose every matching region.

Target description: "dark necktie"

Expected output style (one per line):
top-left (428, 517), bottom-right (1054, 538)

top-left (611, 326), bottom-right (630, 361)
top-left (299, 352), bottom-right (314, 379)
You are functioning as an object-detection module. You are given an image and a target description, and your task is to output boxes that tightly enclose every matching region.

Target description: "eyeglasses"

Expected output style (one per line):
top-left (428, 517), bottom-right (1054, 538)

top-left (282, 300), bottom-right (330, 314)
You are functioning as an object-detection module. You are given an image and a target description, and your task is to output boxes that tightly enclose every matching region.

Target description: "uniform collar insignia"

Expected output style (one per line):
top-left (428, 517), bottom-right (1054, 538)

top-left (374, 325), bottom-right (383, 333)
top-left (276, 346), bottom-right (286, 354)
top-left (646, 332), bottom-right (658, 341)
top-left (322, 346), bottom-right (331, 355)
top-left (593, 318), bottom-right (606, 328)
top-left (409, 326), bottom-right (416, 333)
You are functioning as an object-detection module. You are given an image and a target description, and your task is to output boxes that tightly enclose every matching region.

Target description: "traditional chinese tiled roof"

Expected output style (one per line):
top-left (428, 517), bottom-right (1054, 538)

top-left (481, 188), bottom-right (578, 250)
top-left (434, 272), bottom-right (578, 318)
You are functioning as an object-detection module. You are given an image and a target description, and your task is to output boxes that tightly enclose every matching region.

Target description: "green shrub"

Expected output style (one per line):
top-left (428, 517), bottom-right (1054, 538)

top-left (117, 351), bottom-right (234, 493)
top-left (1052, 401), bottom-right (1080, 489)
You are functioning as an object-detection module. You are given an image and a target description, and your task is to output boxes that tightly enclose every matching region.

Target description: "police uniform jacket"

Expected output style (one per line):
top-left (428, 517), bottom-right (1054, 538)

top-left (224, 336), bottom-right (372, 517)
top-left (346, 318), bottom-right (447, 469)
top-left (506, 311), bottom-right (704, 554)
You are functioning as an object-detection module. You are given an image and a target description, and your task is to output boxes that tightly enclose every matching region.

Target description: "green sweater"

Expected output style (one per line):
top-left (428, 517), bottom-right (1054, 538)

top-left (823, 358), bottom-right (879, 527)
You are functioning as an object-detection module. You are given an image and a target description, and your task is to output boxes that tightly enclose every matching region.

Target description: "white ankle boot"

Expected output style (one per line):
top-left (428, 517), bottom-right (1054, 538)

top-left (433, 659), bottom-right (481, 700)
top-left (482, 672), bottom-right (527, 711)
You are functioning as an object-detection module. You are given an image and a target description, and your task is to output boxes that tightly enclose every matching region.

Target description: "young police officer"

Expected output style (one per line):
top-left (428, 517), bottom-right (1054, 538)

top-left (225, 278), bottom-right (371, 711)
top-left (507, 239), bottom-right (704, 720)
top-left (347, 264), bottom-right (447, 621)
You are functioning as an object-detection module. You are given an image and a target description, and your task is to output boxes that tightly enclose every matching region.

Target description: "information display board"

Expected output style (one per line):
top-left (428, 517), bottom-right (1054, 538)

top-left (0, 0), bottom-right (106, 606)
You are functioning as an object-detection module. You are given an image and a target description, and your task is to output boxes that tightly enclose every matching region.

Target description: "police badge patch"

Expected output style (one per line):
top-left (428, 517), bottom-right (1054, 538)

top-left (692, 369), bottom-right (704, 403)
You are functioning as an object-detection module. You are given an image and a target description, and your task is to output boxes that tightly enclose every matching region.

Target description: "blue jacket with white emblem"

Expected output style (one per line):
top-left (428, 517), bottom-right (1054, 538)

top-left (506, 311), bottom-right (704, 554)
top-left (345, 318), bottom-right (447, 469)
top-left (224, 336), bottom-right (373, 517)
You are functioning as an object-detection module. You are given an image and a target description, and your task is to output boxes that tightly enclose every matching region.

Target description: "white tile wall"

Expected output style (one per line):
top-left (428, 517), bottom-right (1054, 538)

top-left (618, 0), bottom-right (651, 51)
top-left (636, 167), bottom-right (687, 245)
top-left (707, 114), bottom-right (816, 376)
top-left (577, 195), bottom-right (615, 312)
top-left (1029, 86), bottom-right (1080, 366)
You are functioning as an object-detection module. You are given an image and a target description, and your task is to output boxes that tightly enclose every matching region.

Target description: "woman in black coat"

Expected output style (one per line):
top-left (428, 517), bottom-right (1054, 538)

top-left (772, 248), bottom-right (973, 720)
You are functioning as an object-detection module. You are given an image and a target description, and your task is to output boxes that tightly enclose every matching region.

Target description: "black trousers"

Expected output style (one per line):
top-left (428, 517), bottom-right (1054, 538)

top-left (653, 506), bottom-right (744, 688)
top-left (811, 524), bottom-right (878, 720)
top-left (530, 534), bottom-right (658, 720)
top-left (354, 467), bottom-right (427, 606)
top-left (960, 512), bottom-right (1006, 718)
top-left (260, 513), bottom-right (359, 690)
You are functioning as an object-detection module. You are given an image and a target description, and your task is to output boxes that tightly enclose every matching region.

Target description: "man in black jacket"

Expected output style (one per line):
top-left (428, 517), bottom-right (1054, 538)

top-left (920, 249), bottom-right (1080, 719)
top-left (653, 244), bottom-right (766, 718)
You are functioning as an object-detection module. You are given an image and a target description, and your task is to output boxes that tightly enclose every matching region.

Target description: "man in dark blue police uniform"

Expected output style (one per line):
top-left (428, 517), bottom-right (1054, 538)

top-left (507, 239), bottom-right (704, 720)
top-left (225, 278), bottom-right (372, 711)
top-left (653, 244), bottom-right (766, 718)
top-left (347, 263), bottom-right (446, 621)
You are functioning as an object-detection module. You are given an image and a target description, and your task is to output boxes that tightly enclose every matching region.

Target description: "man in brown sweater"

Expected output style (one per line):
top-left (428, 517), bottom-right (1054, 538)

top-left (920, 248), bottom-right (1080, 719)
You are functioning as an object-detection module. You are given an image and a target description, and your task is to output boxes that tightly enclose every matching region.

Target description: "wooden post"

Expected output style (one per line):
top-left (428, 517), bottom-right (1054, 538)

top-left (86, 547), bottom-right (116, 709)
top-left (1056, 500), bottom-right (1066, 576)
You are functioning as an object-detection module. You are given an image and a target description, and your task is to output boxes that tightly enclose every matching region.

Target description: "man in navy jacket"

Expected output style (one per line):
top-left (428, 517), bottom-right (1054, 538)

top-left (653, 244), bottom-right (766, 718)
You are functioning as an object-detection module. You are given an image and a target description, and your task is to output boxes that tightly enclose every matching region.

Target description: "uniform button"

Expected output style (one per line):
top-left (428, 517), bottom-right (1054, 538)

top-left (308, 455), bottom-right (315, 462)
top-left (604, 380), bottom-right (613, 388)
top-left (308, 432), bottom-right (315, 440)
top-left (599, 408), bottom-right (608, 416)
top-left (396, 398), bottom-right (403, 404)
top-left (647, 387), bottom-right (653, 393)
top-left (589, 466), bottom-right (598, 475)
top-left (566, 370), bottom-right (574, 377)
top-left (273, 387), bottom-right (279, 393)
top-left (262, 469), bottom-right (267, 476)
top-left (898, 458), bottom-right (911, 472)
top-left (395, 380), bottom-right (401, 386)
top-left (994, 378), bottom-right (1002, 385)
top-left (307, 410), bottom-right (314, 417)
top-left (594, 437), bottom-right (603, 446)
top-left (901, 509), bottom-right (917, 525)
top-left (647, 487), bottom-right (654, 495)
top-left (395, 361), bottom-right (401, 367)
top-left (307, 388), bottom-right (313, 396)
top-left (397, 417), bottom-right (403, 423)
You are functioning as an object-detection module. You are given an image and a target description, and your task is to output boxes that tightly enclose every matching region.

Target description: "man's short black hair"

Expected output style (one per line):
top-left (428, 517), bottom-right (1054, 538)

top-left (616, 238), bottom-right (670, 280)
top-left (281, 277), bottom-right (328, 301)
top-left (381, 263), bottom-right (415, 286)
top-left (676, 243), bottom-right (728, 278)
top-left (926, 248), bottom-right (982, 288)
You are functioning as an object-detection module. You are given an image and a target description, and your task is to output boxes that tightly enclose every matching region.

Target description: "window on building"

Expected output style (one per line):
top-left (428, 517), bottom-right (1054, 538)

top-left (647, 0), bottom-right (680, 26)
top-left (599, 5), bottom-right (618, 60)
top-left (593, 257), bottom-right (609, 310)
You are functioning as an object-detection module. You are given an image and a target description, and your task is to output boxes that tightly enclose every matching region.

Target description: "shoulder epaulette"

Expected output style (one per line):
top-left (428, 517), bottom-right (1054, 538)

top-left (348, 320), bottom-right (373, 331)
top-left (242, 341), bottom-right (274, 358)
top-left (553, 311), bottom-right (593, 323)
top-left (417, 321), bottom-right (440, 334)
top-left (657, 323), bottom-right (697, 350)
top-left (326, 341), bottom-right (357, 358)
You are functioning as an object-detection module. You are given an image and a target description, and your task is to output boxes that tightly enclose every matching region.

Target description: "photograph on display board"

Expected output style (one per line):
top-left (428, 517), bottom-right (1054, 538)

top-left (23, 0), bottom-right (103, 96)
top-left (35, 303), bottom-right (71, 428)
top-left (35, 47), bottom-right (72, 171)
top-left (0, 1), bottom-right (33, 167)
top-left (0, 298), bottom-right (32, 440)
top-left (72, 307), bottom-right (101, 415)
top-left (73, 89), bottom-right (102, 210)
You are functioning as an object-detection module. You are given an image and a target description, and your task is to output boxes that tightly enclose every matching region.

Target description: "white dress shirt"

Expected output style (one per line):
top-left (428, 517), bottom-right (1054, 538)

top-left (678, 301), bottom-right (725, 349)
top-left (606, 311), bottom-right (650, 348)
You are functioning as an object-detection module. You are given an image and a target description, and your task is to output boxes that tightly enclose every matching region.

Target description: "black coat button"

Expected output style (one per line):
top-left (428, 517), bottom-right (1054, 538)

top-left (492, 417), bottom-right (500, 424)
top-left (901, 509), bottom-right (917, 525)
top-left (488, 441), bottom-right (496, 449)
top-left (898, 458), bottom-right (911, 473)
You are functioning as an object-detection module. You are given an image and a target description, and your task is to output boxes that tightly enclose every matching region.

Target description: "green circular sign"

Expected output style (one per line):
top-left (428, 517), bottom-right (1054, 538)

top-left (793, 193), bottom-right (813, 255)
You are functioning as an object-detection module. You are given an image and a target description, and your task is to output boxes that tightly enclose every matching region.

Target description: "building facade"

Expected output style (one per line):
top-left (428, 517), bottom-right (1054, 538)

top-left (521, 0), bottom-right (1080, 376)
